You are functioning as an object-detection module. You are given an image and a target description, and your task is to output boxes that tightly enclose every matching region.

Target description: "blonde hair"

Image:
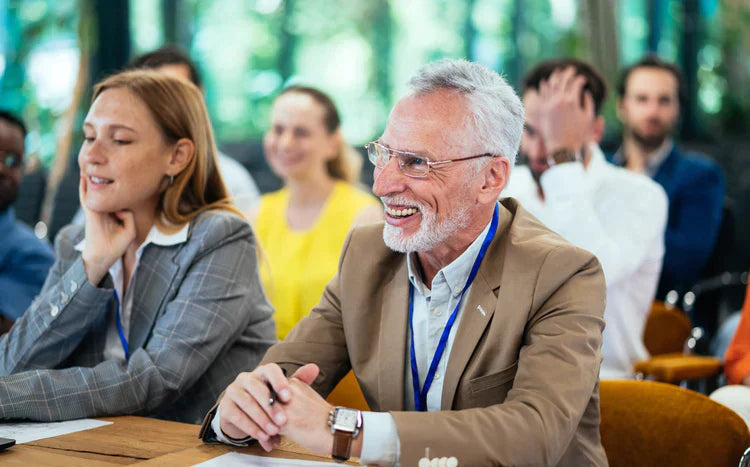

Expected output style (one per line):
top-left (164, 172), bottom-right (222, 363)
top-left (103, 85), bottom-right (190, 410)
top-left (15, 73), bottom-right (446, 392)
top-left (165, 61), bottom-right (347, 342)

top-left (93, 69), bottom-right (242, 224)
top-left (278, 86), bottom-right (361, 184)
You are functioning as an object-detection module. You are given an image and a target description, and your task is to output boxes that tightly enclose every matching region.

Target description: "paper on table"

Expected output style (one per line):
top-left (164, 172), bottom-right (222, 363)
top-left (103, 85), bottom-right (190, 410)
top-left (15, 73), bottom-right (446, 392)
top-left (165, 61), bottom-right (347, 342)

top-left (195, 452), bottom-right (342, 466)
top-left (0, 418), bottom-right (112, 444)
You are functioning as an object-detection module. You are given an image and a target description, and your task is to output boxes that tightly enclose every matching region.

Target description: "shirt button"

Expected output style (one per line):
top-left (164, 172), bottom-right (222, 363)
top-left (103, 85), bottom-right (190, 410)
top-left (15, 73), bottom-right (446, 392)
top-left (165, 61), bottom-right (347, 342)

top-left (433, 308), bottom-right (443, 316)
top-left (70, 281), bottom-right (78, 293)
top-left (434, 372), bottom-right (441, 380)
top-left (50, 305), bottom-right (59, 317)
top-left (60, 292), bottom-right (68, 303)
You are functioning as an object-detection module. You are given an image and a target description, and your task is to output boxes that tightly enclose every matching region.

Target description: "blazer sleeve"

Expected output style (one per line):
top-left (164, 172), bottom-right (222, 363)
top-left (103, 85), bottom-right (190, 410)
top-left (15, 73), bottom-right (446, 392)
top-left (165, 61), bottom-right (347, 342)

top-left (0, 214), bottom-right (271, 422)
top-left (390, 246), bottom-right (606, 466)
top-left (662, 161), bottom-right (725, 286)
top-left (0, 224), bottom-right (111, 374)
top-left (0, 229), bottom-right (55, 321)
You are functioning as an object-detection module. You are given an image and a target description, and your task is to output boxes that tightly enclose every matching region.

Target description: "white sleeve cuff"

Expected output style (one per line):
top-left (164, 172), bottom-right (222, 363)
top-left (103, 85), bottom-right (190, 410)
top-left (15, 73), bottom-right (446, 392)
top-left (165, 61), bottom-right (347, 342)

top-left (359, 411), bottom-right (400, 466)
top-left (211, 403), bottom-right (253, 446)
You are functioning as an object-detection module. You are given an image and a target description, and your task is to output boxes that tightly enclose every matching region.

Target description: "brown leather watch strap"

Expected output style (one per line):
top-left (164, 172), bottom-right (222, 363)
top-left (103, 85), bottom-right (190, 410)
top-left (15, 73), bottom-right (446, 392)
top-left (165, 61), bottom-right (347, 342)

top-left (332, 429), bottom-right (353, 462)
top-left (547, 147), bottom-right (581, 166)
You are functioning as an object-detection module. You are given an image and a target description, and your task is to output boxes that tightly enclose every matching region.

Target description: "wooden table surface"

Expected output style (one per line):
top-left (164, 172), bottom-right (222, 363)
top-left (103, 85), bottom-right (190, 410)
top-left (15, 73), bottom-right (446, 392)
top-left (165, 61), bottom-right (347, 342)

top-left (0, 416), bottom-right (358, 465)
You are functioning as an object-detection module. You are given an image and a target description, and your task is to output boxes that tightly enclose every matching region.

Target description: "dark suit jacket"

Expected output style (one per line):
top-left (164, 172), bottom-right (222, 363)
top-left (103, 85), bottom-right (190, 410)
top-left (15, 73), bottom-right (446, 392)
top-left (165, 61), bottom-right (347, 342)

top-left (609, 145), bottom-right (725, 296)
top-left (0, 210), bottom-right (276, 424)
top-left (204, 199), bottom-right (607, 466)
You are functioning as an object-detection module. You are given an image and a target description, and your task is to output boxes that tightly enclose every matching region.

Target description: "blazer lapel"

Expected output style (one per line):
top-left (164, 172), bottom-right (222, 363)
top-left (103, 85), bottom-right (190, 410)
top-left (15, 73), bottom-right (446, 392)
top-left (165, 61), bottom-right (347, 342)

top-left (653, 145), bottom-right (679, 190)
top-left (128, 244), bottom-right (182, 352)
top-left (377, 255), bottom-right (409, 411)
top-left (441, 203), bottom-right (510, 409)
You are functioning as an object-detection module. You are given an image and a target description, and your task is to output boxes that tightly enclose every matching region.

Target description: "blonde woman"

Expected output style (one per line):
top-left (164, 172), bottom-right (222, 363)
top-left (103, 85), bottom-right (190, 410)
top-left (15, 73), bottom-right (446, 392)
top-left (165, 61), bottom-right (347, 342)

top-left (256, 86), bottom-right (382, 340)
top-left (0, 70), bottom-right (275, 424)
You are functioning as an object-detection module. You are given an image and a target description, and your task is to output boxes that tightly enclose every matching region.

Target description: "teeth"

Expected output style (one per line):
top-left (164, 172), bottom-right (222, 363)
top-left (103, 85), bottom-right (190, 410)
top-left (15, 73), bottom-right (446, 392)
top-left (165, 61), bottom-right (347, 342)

top-left (89, 176), bottom-right (113, 184)
top-left (385, 206), bottom-right (418, 218)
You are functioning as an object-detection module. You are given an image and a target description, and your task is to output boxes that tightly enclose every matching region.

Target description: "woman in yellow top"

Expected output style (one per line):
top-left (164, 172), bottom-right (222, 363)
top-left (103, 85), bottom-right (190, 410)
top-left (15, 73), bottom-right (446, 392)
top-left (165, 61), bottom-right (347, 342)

top-left (255, 86), bottom-right (382, 340)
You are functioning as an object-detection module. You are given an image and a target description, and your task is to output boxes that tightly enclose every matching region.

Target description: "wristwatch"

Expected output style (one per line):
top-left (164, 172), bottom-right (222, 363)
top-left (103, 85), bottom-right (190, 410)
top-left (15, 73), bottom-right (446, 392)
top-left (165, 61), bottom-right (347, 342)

top-left (328, 407), bottom-right (362, 462)
top-left (547, 147), bottom-right (582, 167)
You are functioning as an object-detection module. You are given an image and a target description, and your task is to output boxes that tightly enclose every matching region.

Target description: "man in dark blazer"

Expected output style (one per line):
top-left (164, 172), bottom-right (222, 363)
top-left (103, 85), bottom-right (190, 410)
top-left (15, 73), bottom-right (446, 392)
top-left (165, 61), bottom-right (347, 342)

top-left (202, 59), bottom-right (608, 466)
top-left (610, 55), bottom-right (726, 298)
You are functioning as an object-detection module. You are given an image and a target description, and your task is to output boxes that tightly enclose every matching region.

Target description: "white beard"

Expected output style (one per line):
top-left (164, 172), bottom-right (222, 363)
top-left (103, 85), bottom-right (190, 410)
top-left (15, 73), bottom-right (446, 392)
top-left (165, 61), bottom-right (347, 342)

top-left (381, 196), bottom-right (471, 253)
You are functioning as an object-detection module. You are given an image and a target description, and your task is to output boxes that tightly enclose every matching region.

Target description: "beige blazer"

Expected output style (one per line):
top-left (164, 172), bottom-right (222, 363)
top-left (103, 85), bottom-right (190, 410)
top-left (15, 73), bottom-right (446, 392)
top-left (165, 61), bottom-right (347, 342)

top-left (202, 198), bottom-right (608, 466)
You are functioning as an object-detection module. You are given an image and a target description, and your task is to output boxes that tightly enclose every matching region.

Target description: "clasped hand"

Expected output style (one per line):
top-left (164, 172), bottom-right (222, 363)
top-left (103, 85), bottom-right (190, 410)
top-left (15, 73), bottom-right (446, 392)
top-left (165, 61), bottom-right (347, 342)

top-left (218, 363), bottom-right (336, 454)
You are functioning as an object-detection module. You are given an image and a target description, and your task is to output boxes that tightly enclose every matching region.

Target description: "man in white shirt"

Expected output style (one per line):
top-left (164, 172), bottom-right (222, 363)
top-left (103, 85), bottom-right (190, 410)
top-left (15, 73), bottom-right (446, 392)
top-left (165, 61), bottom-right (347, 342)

top-left (200, 58), bottom-right (609, 466)
top-left (504, 58), bottom-right (668, 379)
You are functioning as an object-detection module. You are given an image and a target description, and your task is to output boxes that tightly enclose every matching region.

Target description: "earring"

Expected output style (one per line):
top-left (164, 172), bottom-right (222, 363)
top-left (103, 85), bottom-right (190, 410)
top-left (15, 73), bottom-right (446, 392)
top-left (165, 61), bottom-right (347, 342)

top-left (169, 175), bottom-right (174, 186)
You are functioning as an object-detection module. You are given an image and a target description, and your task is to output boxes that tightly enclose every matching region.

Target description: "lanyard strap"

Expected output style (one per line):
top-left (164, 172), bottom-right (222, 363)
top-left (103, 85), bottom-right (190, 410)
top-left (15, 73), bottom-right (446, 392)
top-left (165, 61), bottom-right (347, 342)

top-left (409, 204), bottom-right (499, 411)
top-left (113, 290), bottom-right (130, 359)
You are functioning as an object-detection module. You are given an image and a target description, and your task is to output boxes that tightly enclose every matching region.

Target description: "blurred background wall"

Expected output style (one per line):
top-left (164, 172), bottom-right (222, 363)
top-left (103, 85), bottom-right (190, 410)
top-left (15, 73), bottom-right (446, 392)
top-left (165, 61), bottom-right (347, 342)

top-left (1, 0), bottom-right (749, 274)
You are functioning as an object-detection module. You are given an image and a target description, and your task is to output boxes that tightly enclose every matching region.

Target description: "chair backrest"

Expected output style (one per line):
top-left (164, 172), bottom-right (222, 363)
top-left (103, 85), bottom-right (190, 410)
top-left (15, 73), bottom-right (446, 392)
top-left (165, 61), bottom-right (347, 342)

top-left (325, 370), bottom-right (370, 411)
top-left (643, 301), bottom-right (693, 355)
top-left (600, 380), bottom-right (750, 467)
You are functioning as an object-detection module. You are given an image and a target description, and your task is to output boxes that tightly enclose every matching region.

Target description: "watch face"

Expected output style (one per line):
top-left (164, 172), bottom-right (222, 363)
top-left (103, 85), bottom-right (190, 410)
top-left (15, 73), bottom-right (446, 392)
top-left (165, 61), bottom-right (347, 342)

top-left (333, 408), bottom-right (359, 431)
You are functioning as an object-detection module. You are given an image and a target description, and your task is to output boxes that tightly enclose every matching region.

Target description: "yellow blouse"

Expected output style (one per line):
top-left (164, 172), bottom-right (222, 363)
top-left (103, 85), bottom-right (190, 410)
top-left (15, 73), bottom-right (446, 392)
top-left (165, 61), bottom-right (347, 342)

top-left (255, 181), bottom-right (380, 339)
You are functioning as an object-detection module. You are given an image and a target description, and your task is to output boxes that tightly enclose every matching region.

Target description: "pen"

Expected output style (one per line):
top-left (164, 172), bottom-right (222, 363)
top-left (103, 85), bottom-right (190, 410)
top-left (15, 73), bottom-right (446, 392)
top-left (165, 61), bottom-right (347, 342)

top-left (267, 382), bottom-right (279, 406)
top-left (267, 367), bottom-right (287, 406)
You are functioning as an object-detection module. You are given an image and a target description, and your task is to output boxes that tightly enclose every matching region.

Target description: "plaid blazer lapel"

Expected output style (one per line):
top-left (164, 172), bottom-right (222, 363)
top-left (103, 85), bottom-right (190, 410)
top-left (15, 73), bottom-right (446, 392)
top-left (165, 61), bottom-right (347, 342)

top-left (128, 243), bottom-right (182, 352)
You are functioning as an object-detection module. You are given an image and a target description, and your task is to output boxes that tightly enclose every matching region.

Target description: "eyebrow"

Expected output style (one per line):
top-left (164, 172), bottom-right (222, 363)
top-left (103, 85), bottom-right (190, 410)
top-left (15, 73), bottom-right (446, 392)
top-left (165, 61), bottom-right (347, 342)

top-left (82, 122), bottom-right (137, 133)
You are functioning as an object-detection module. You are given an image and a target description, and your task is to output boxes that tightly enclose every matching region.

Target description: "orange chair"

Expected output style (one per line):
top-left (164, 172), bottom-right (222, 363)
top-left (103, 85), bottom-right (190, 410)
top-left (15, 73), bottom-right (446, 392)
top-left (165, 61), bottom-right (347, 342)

top-left (600, 380), bottom-right (750, 467)
top-left (634, 301), bottom-right (722, 385)
top-left (326, 370), bottom-right (370, 411)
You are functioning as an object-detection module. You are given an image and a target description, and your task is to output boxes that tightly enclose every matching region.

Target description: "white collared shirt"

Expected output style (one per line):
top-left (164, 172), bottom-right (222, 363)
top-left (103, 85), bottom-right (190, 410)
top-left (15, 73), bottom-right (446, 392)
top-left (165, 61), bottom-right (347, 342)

top-left (75, 222), bottom-right (189, 361)
top-left (504, 144), bottom-right (668, 379)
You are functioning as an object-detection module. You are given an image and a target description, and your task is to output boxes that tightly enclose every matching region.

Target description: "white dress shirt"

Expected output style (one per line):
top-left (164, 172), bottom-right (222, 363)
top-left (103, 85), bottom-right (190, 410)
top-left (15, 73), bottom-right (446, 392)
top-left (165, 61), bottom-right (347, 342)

top-left (504, 145), bottom-right (668, 379)
top-left (75, 223), bottom-right (189, 361)
top-left (212, 213), bottom-right (495, 466)
top-left (218, 152), bottom-right (261, 214)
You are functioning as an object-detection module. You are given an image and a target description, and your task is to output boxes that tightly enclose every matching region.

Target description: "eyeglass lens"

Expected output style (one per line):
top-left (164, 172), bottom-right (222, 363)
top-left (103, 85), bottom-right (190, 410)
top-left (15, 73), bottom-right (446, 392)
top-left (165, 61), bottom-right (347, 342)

top-left (367, 143), bottom-right (429, 177)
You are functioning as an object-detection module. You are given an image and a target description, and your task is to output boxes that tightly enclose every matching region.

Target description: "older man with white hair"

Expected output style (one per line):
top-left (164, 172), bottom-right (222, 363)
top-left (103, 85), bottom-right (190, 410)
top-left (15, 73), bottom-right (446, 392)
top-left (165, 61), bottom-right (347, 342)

top-left (201, 59), bottom-right (608, 466)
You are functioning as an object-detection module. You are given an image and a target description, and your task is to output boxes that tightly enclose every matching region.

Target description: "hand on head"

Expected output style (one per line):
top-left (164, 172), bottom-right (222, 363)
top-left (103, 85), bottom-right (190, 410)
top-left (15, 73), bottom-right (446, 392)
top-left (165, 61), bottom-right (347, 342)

top-left (218, 363), bottom-right (334, 454)
top-left (79, 176), bottom-right (136, 285)
top-left (536, 66), bottom-right (595, 153)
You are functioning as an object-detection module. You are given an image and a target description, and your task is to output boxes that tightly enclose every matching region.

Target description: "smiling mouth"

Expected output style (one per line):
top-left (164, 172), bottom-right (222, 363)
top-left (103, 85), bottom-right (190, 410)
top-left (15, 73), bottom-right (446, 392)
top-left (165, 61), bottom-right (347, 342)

top-left (385, 205), bottom-right (419, 218)
top-left (89, 175), bottom-right (114, 185)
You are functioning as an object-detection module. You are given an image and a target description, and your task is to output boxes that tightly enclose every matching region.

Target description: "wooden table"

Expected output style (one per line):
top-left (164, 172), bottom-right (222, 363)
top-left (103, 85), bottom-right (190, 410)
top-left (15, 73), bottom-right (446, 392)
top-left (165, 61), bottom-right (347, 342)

top-left (0, 416), bottom-right (357, 465)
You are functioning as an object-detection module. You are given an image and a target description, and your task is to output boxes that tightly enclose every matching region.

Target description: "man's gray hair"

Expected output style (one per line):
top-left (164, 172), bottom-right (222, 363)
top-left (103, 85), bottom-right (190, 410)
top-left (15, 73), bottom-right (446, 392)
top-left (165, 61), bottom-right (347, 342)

top-left (407, 58), bottom-right (524, 167)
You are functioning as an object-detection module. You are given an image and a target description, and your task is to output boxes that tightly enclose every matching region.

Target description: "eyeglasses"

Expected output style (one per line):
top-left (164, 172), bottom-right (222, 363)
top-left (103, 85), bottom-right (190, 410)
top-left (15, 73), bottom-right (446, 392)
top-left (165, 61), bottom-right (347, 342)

top-left (365, 141), bottom-right (493, 178)
top-left (0, 152), bottom-right (23, 169)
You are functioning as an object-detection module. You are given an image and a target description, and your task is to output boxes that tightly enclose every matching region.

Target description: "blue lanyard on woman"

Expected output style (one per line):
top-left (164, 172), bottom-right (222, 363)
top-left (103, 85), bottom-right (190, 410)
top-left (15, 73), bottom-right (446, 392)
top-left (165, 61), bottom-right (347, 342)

top-left (113, 290), bottom-right (130, 359)
top-left (408, 203), bottom-right (499, 412)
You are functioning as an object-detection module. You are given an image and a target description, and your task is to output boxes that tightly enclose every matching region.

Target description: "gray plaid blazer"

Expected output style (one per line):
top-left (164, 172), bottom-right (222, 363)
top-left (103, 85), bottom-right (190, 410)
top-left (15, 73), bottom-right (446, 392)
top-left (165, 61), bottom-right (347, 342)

top-left (0, 210), bottom-right (275, 424)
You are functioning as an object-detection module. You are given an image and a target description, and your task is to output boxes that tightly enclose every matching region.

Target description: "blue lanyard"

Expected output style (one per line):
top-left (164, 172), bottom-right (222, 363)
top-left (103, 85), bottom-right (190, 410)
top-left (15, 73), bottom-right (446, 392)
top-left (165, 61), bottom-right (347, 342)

top-left (408, 204), bottom-right (499, 412)
top-left (113, 290), bottom-right (130, 359)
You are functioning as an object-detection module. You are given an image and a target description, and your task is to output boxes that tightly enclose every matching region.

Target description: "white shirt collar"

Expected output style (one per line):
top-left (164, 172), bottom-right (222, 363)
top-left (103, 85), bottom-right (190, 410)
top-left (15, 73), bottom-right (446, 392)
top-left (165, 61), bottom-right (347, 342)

top-left (585, 143), bottom-right (608, 175)
top-left (644, 138), bottom-right (674, 176)
top-left (406, 209), bottom-right (495, 296)
top-left (74, 221), bottom-right (189, 253)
